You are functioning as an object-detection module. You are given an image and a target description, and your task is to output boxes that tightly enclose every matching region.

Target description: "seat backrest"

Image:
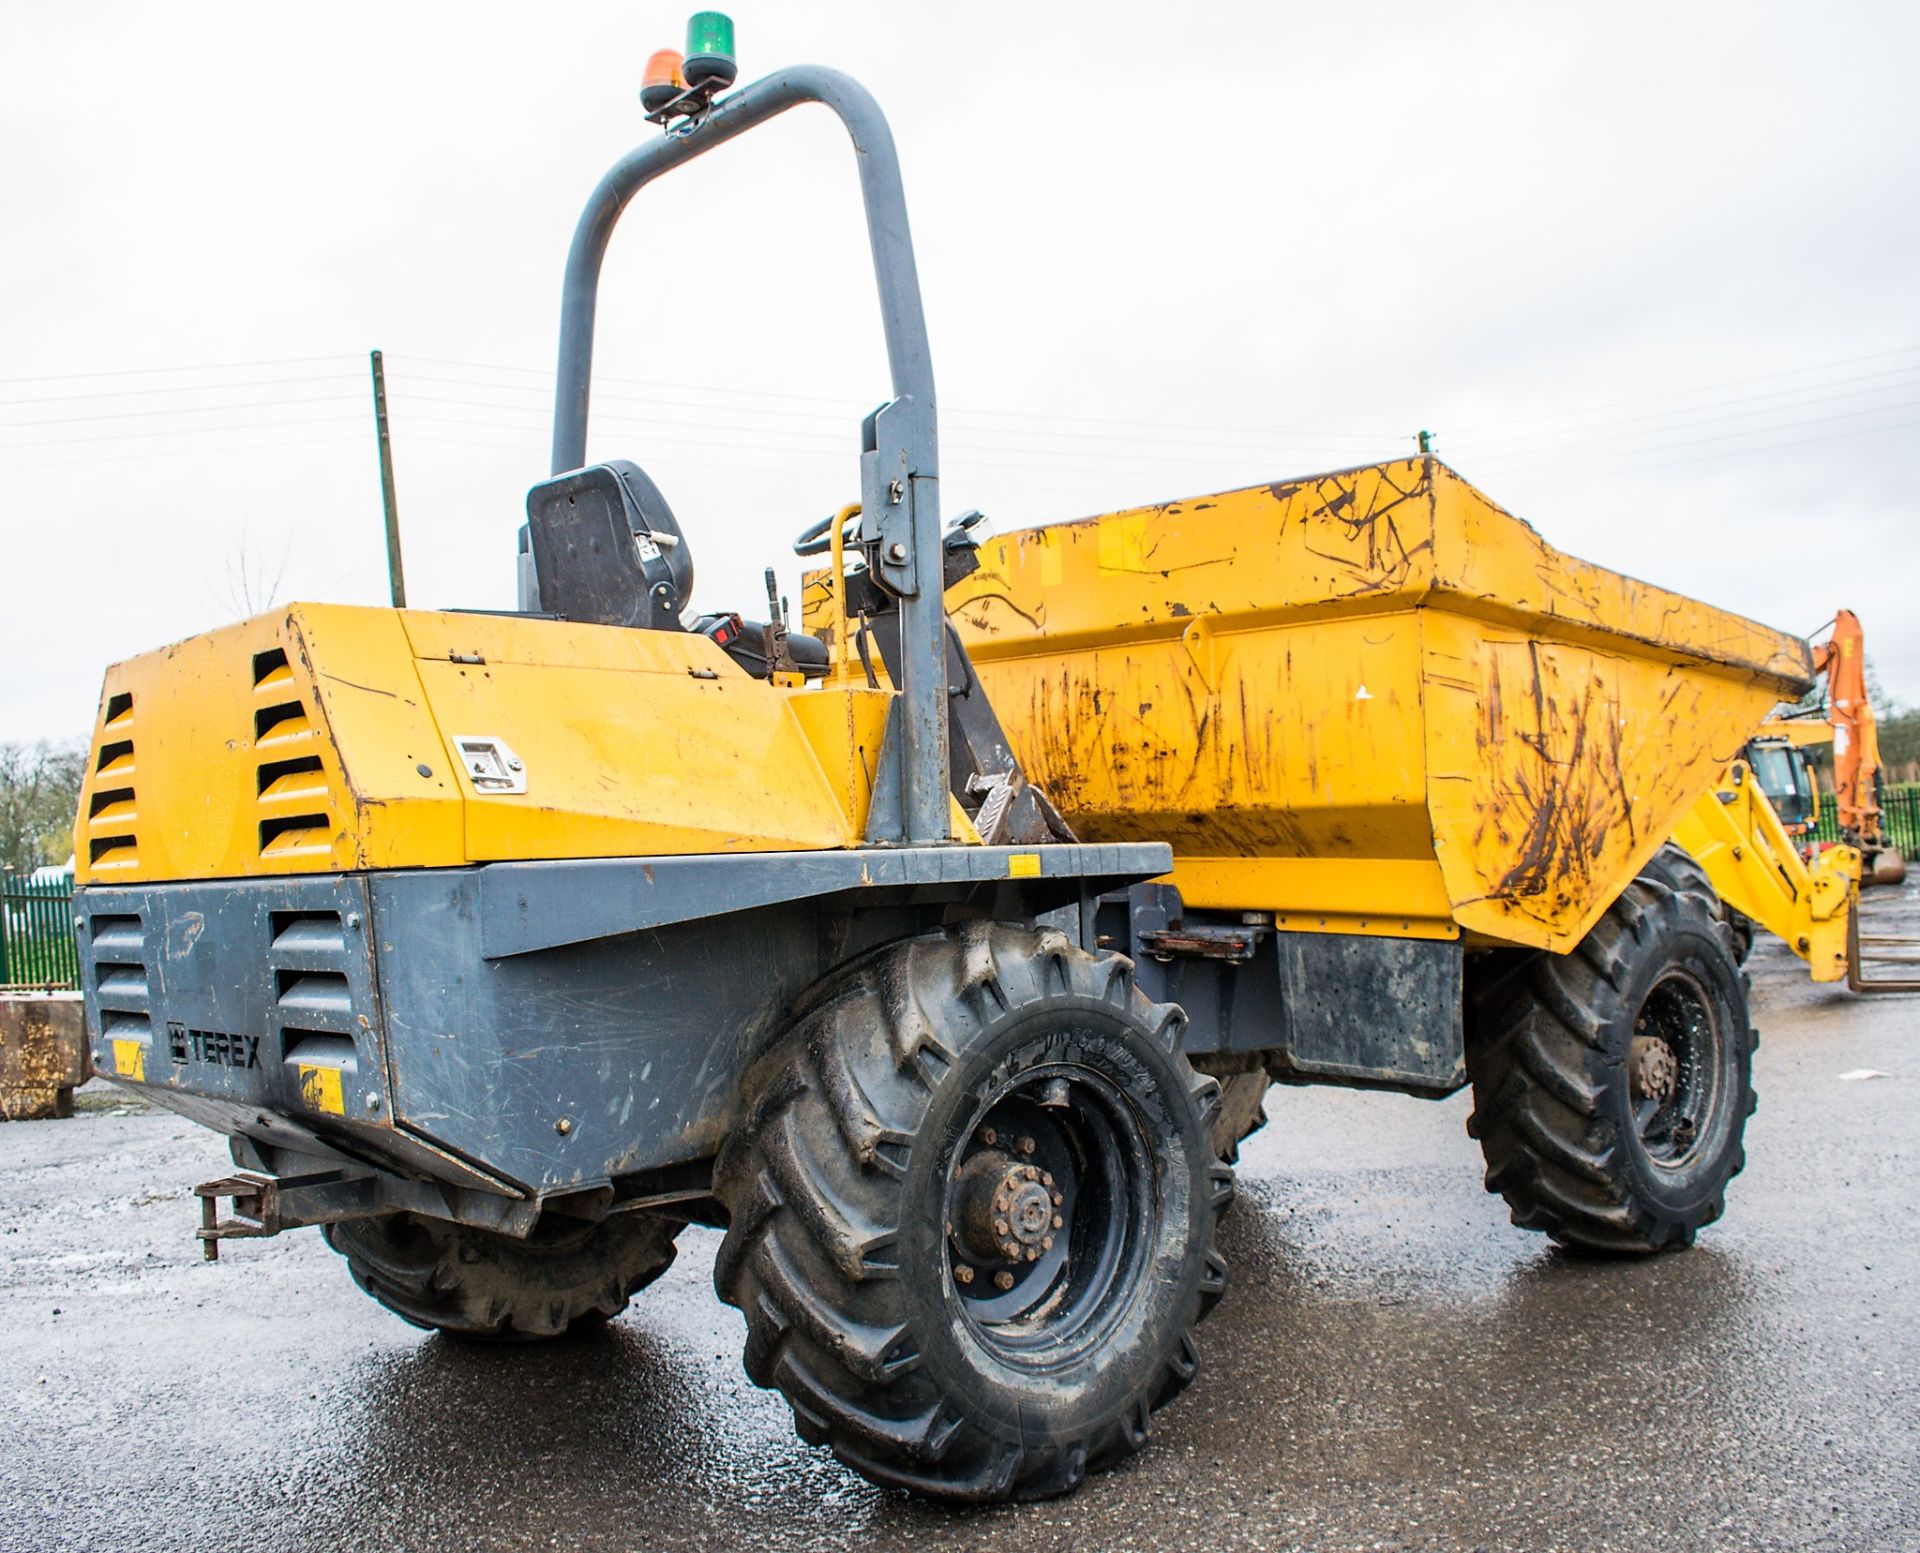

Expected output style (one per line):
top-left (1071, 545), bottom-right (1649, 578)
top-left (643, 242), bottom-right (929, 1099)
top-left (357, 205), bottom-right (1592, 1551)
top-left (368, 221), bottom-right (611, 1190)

top-left (524, 460), bottom-right (694, 630)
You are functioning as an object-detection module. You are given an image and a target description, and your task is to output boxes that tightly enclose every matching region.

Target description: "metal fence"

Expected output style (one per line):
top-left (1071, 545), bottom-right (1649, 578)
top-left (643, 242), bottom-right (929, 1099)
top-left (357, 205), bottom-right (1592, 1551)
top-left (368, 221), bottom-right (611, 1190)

top-left (0, 874), bottom-right (79, 989)
top-left (1811, 786), bottom-right (1920, 859)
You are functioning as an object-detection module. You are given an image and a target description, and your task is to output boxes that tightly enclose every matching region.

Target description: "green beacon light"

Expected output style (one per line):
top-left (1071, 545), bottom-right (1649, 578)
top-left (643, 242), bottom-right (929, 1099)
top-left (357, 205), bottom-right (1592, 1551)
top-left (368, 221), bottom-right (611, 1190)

top-left (683, 12), bottom-right (737, 91)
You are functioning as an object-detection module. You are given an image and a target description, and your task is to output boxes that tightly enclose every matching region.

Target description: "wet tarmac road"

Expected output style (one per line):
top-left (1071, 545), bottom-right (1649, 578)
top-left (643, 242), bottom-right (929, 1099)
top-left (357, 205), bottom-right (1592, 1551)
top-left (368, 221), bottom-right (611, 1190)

top-left (4, 920), bottom-right (1917, 1553)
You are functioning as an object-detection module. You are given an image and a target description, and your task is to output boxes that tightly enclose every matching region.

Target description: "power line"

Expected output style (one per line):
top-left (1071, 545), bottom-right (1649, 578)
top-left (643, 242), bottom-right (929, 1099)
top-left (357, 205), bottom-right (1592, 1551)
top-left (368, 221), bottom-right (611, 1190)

top-left (403, 431), bottom-right (840, 485)
top-left (1446, 363), bottom-right (1920, 454)
top-left (395, 374), bottom-right (1407, 465)
top-left (391, 389), bottom-right (1399, 472)
top-left (0, 371), bottom-right (362, 411)
top-left (0, 353), bottom-right (358, 388)
top-left (1487, 415), bottom-right (1920, 491)
top-left (0, 431), bottom-right (365, 473)
top-left (395, 402), bottom-right (1398, 487)
top-left (1441, 342), bottom-right (1920, 434)
top-left (0, 413), bottom-right (366, 452)
top-left (1466, 394), bottom-right (1920, 481)
top-left (0, 392), bottom-right (364, 431)
top-left (390, 352), bottom-right (1400, 445)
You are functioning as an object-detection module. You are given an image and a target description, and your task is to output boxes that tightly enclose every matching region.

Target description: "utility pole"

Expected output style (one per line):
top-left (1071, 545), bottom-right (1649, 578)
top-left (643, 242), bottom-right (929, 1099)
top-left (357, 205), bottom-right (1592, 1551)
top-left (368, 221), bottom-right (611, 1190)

top-left (370, 349), bottom-right (407, 607)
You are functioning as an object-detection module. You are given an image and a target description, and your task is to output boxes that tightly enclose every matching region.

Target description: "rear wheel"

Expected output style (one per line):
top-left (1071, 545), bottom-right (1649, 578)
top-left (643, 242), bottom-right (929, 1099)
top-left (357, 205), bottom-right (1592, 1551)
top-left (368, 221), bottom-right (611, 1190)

top-left (324, 1209), bottom-right (681, 1340)
top-left (1465, 844), bottom-right (1755, 1254)
top-left (713, 923), bottom-right (1231, 1501)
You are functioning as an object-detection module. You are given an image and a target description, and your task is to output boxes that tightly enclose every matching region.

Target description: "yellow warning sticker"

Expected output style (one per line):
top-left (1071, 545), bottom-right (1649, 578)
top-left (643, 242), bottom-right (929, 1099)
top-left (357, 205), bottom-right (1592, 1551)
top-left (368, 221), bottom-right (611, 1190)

top-left (1007, 853), bottom-right (1042, 879)
top-left (111, 1039), bottom-right (146, 1082)
top-left (298, 1064), bottom-right (345, 1116)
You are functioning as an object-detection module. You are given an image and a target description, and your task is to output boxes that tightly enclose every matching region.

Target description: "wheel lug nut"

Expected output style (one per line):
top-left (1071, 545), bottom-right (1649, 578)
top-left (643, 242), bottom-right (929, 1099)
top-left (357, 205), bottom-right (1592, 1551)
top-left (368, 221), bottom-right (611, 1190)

top-left (1041, 1235), bottom-right (1054, 1251)
top-left (1040, 1171), bottom-right (1053, 1187)
top-left (994, 1270), bottom-right (1015, 1290)
top-left (979, 1127), bottom-right (997, 1146)
top-left (1002, 1240), bottom-right (1020, 1258)
top-left (1023, 1166), bottom-right (1039, 1181)
top-left (1052, 1214), bottom-right (1063, 1229)
top-left (1018, 1135), bottom-right (1036, 1155)
top-left (1025, 1246), bottom-right (1039, 1261)
top-left (1050, 1191), bottom-right (1063, 1206)
top-left (955, 1263), bottom-right (974, 1284)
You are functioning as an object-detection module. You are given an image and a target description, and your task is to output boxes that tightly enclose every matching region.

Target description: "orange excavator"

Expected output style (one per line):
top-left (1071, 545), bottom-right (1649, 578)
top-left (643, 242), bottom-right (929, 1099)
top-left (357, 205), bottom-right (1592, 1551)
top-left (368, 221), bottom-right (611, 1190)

top-left (1814, 610), bottom-right (1905, 884)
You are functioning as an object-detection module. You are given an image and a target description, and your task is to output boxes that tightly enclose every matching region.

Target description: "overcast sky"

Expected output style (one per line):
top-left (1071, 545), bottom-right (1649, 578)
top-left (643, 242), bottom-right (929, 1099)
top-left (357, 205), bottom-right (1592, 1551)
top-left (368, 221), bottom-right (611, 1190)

top-left (4, 1), bottom-right (1918, 744)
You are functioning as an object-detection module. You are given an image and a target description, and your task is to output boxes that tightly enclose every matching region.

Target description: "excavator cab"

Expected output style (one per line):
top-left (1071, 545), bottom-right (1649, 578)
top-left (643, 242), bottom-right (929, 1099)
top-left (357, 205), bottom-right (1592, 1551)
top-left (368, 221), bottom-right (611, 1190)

top-left (1744, 732), bottom-right (1820, 836)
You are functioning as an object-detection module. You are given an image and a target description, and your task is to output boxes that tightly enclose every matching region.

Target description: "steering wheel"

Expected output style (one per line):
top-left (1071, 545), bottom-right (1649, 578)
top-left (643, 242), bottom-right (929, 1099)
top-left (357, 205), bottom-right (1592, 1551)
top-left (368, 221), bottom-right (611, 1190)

top-left (794, 507), bottom-right (864, 558)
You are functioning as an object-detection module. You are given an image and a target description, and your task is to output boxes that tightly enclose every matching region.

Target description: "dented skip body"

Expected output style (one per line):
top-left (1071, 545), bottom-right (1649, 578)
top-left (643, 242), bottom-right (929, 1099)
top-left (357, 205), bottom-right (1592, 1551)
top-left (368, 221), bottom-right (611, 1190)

top-left (949, 456), bottom-right (1811, 953)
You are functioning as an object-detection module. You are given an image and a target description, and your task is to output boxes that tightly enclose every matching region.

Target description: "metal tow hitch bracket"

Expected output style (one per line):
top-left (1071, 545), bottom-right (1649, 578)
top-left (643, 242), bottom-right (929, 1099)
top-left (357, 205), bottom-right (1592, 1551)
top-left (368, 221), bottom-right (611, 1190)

top-left (193, 1172), bottom-right (282, 1261)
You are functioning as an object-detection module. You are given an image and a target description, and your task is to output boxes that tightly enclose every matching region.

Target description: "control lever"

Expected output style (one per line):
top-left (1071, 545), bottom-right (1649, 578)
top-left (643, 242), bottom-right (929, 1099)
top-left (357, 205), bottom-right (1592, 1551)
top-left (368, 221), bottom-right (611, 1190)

top-left (761, 568), bottom-right (802, 683)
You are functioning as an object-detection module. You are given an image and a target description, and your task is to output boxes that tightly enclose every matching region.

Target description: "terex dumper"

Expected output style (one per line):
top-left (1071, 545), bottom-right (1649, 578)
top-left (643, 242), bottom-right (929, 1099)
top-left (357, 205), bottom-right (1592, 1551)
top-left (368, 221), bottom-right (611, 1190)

top-left (72, 41), bottom-right (1815, 1503)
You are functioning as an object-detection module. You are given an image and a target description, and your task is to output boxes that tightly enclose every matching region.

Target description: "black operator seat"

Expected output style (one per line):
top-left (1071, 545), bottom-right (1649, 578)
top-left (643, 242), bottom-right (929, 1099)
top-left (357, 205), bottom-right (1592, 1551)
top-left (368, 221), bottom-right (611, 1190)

top-left (524, 460), bottom-right (694, 631)
top-left (525, 458), bottom-right (831, 678)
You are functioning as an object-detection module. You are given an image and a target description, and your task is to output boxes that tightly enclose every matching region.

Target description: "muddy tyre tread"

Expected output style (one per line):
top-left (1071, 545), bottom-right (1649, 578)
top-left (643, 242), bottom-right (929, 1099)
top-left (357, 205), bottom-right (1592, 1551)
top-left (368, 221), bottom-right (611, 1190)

top-left (713, 923), bottom-right (1230, 1501)
top-left (1465, 843), bottom-right (1756, 1255)
top-left (1210, 1070), bottom-right (1271, 1164)
top-left (324, 1210), bottom-right (680, 1341)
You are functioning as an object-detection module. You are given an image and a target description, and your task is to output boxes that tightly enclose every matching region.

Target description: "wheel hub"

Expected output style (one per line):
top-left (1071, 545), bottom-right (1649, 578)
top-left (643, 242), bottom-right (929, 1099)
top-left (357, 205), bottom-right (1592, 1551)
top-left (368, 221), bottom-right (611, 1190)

top-left (954, 1150), bottom-right (1060, 1264)
top-left (1630, 1033), bottom-right (1678, 1104)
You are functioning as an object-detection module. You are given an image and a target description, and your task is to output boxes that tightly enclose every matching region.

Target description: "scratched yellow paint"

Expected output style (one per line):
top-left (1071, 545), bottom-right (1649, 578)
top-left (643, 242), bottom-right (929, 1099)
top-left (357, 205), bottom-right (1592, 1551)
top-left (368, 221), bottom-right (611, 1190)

top-left (110, 1038), bottom-right (145, 1081)
top-left (297, 1063), bottom-right (345, 1116)
top-left (1007, 852), bottom-right (1041, 878)
top-left (74, 604), bottom-right (910, 884)
top-left (950, 457), bottom-right (1812, 952)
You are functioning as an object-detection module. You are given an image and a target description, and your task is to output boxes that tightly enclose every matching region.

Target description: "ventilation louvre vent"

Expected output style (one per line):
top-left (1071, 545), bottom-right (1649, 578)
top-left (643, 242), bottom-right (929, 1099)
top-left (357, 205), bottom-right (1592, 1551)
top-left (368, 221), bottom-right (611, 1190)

top-left (271, 911), bottom-right (347, 954)
top-left (257, 756), bottom-right (325, 800)
top-left (85, 694), bottom-right (139, 874)
top-left (254, 701), bottom-right (311, 743)
top-left (260, 814), bottom-right (332, 858)
top-left (252, 647), bottom-right (294, 690)
top-left (89, 914), bottom-right (144, 954)
top-left (94, 961), bottom-right (149, 1007)
top-left (89, 787), bottom-right (136, 821)
top-left (281, 1029), bottom-right (357, 1066)
top-left (250, 645), bottom-right (336, 867)
top-left (274, 969), bottom-right (356, 1034)
top-left (85, 913), bottom-right (153, 1078)
top-left (89, 836), bottom-right (139, 868)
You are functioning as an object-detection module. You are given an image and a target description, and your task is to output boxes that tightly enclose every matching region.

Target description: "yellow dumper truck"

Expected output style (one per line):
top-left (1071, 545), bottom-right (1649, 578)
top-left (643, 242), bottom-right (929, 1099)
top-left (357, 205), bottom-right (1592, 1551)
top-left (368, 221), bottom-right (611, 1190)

top-left (72, 36), bottom-right (1832, 1504)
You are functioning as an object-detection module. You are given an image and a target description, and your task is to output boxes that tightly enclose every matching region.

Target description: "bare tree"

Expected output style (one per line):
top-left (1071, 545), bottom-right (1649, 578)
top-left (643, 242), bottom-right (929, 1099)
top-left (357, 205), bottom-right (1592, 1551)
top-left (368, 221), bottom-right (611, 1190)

top-left (0, 740), bottom-right (87, 873)
top-left (214, 521), bottom-right (295, 619)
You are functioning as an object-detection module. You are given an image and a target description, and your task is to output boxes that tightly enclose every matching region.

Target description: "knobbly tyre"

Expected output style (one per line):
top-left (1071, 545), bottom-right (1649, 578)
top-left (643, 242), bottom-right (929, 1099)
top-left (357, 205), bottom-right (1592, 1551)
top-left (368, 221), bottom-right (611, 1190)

top-left (76, 18), bottom-right (1814, 1504)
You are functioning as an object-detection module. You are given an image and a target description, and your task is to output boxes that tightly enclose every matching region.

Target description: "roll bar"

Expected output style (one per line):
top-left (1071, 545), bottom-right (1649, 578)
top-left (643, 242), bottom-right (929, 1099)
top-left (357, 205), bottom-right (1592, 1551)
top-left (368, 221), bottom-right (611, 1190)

top-left (546, 66), bottom-right (950, 845)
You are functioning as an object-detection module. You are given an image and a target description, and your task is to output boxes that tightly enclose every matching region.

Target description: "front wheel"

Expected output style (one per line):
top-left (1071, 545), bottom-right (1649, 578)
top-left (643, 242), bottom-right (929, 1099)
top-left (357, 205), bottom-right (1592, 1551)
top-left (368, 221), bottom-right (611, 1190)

top-left (713, 923), bottom-right (1231, 1501)
top-left (324, 1209), bottom-right (681, 1340)
top-left (1465, 844), bottom-right (1756, 1254)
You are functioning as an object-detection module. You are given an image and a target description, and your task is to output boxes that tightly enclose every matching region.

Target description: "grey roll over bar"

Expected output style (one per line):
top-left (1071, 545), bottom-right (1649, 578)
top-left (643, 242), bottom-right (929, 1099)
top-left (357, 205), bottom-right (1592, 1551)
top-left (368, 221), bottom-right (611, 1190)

top-left (545, 65), bottom-right (951, 846)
